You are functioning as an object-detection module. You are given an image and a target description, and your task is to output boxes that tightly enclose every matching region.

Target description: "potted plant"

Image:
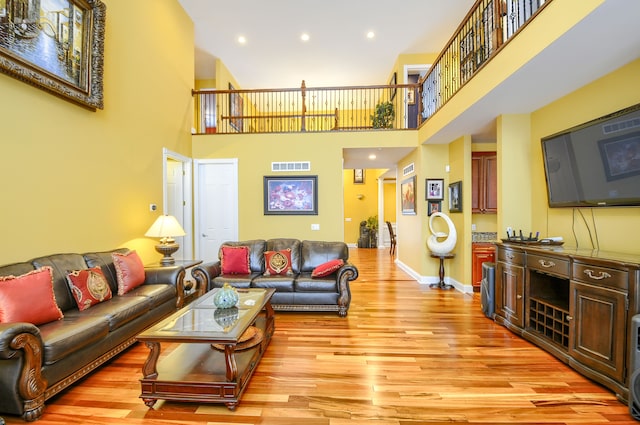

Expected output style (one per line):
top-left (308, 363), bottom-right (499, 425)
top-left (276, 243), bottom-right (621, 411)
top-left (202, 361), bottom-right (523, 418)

top-left (366, 215), bottom-right (379, 248)
top-left (371, 101), bottom-right (395, 128)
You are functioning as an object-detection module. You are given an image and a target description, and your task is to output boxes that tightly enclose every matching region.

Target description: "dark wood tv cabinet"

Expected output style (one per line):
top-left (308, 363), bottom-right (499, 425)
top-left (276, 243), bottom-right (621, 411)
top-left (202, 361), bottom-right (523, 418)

top-left (494, 242), bottom-right (640, 402)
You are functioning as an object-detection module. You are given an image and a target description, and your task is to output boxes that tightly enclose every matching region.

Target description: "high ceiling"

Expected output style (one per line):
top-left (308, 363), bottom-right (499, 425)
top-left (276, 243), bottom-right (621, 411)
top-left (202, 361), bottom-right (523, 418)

top-left (177, 1), bottom-right (640, 171)
top-left (177, 0), bottom-right (476, 88)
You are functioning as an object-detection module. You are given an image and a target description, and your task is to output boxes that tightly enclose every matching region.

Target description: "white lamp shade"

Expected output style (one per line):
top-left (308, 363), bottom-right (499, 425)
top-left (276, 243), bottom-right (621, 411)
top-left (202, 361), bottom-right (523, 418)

top-left (145, 215), bottom-right (186, 238)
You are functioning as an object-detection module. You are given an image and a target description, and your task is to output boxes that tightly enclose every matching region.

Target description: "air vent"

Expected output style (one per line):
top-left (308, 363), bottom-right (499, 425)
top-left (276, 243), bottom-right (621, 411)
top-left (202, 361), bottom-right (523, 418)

top-left (402, 163), bottom-right (415, 176)
top-left (603, 118), bottom-right (640, 134)
top-left (271, 161), bottom-right (311, 172)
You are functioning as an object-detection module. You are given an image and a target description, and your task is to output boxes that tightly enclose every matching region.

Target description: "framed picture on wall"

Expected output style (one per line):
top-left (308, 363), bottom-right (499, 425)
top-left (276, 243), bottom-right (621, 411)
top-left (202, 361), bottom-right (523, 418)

top-left (263, 175), bottom-right (318, 215)
top-left (448, 181), bottom-right (462, 212)
top-left (353, 169), bottom-right (365, 184)
top-left (401, 176), bottom-right (416, 215)
top-left (426, 178), bottom-right (444, 200)
top-left (428, 200), bottom-right (441, 216)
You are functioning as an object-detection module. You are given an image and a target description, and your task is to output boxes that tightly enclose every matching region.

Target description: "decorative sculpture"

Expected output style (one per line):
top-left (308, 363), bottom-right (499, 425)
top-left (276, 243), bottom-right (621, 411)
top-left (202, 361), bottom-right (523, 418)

top-left (427, 212), bottom-right (457, 255)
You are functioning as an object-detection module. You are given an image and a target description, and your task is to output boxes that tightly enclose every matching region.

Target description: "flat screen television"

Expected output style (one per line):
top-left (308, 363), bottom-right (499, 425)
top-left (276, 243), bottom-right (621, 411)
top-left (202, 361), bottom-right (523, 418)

top-left (541, 103), bottom-right (640, 208)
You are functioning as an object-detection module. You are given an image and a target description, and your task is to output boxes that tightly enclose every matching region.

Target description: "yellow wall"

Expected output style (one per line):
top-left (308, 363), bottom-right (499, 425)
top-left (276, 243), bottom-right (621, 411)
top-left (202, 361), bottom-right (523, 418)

top-left (0, 0), bottom-right (194, 264)
top-left (343, 168), bottom-right (387, 245)
top-left (530, 59), bottom-right (640, 254)
top-left (383, 182), bottom-right (397, 223)
top-left (192, 131), bottom-right (415, 242)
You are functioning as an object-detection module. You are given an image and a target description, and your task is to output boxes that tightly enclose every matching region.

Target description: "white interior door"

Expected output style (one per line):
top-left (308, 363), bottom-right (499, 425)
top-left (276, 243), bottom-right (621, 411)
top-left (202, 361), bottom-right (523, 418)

top-left (163, 149), bottom-right (193, 260)
top-left (194, 159), bottom-right (238, 263)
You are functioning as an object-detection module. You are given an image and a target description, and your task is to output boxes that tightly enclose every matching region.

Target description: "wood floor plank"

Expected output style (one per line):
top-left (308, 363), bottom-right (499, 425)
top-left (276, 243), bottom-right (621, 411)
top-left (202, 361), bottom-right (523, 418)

top-left (2, 248), bottom-right (636, 424)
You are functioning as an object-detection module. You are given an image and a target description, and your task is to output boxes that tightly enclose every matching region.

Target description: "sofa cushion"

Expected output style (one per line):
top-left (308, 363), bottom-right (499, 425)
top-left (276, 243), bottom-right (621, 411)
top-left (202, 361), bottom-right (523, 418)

top-left (311, 259), bottom-right (344, 278)
top-left (221, 246), bottom-right (251, 274)
top-left (295, 273), bottom-right (339, 292)
top-left (66, 267), bottom-right (113, 311)
top-left (112, 251), bottom-right (146, 295)
top-left (39, 313), bottom-right (110, 365)
top-left (78, 295), bottom-right (151, 331)
top-left (122, 284), bottom-right (176, 308)
top-left (31, 253), bottom-right (90, 312)
top-left (265, 239), bottom-right (301, 273)
top-left (251, 276), bottom-right (295, 292)
top-left (219, 240), bottom-right (266, 273)
top-left (0, 267), bottom-right (64, 325)
top-left (83, 248), bottom-right (129, 294)
top-left (264, 249), bottom-right (293, 276)
top-left (301, 240), bottom-right (349, 272)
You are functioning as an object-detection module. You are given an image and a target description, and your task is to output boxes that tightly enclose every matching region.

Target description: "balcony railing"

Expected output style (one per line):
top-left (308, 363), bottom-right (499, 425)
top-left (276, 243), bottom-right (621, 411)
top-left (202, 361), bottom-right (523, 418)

top-left (421, 0), bottom-right (549, 120)
top-left (192, 0), bottom-right (550, 135)
top-left (193, 82), bottom-right (419, 135)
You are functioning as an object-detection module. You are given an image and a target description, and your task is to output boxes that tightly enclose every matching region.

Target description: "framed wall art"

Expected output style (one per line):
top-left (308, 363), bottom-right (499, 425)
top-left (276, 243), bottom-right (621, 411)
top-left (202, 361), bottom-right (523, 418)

top-left (0, 0), bottom-right (106, 110)
top-left (264, 175), bottom-right (318, 215)
top-left (401, 175), bottom-right (416, 215)
top-left (428, 200), bottom-right (441, 216)
top-left (353, 169), bottom-right (365, 184)
top-left (448, 181), bottom-right (462, 212)
top-left (229, 83), bottom-right (243, 132)
top-left (426, 178), bottom-right (444, 200)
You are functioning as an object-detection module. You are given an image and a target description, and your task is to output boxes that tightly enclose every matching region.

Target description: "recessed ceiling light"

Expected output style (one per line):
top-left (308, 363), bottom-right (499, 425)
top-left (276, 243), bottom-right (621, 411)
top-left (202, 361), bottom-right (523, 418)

top-left (369, 154), bottom-right (377, 160)
top-left (238, 35), bottom-right (247, 44)
top-left (366, 31), bottom-right (375, 39)
top-left (301, 33), bottom-right (310, 42)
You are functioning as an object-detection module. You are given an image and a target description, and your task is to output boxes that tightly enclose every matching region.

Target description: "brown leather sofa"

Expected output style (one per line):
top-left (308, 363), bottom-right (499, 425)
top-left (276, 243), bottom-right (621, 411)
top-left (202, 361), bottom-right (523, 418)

top-left (192, 239), bottom-right (358, 317)
top-left (0, 248), bottom-right (189, 421)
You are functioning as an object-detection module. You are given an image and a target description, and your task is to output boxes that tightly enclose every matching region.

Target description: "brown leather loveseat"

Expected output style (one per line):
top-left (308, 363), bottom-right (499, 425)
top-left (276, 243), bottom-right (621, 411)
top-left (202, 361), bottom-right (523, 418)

top-left (192, 239), bottom-right (358, 317)
top-left (0, 248), bottom-right (188, 421)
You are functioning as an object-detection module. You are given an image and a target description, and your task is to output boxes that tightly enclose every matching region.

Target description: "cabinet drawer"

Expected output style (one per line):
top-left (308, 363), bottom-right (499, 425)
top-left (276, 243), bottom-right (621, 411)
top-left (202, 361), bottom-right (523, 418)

top-left (572, 263), bottom-right (628, 291)
top-left (498, 248), bottom-right (524, 265)
top-left (527, 254), bottom-right (570, 278)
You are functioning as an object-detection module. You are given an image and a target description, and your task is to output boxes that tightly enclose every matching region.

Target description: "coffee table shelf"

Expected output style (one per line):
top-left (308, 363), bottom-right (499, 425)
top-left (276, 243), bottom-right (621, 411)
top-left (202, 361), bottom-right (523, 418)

top-left (137, 288), bottom-right (275, 410)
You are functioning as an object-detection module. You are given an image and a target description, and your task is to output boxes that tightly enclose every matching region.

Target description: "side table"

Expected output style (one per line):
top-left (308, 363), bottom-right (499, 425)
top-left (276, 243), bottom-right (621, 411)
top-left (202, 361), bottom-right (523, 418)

top-left (145, 259), bottom-right (202, 307)
top-left (429, 252), bottom-right (455, 290)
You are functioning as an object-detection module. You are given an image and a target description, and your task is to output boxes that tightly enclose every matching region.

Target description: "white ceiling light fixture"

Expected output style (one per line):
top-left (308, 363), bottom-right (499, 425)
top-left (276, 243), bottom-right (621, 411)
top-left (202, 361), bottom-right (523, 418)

top-left (301, 33), bottom-right (310, 42)
top-left (368, 154), bottom-right (377, 160)
top-left (237, 35), bottom-right (247, 44)
top-left (366, 31), bottom-right (375, 39)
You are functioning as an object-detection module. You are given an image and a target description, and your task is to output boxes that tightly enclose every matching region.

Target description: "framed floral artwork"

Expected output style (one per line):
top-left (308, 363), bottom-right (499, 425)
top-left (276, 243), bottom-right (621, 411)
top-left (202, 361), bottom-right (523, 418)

top-left (264, 175), bottom-right (318, 215)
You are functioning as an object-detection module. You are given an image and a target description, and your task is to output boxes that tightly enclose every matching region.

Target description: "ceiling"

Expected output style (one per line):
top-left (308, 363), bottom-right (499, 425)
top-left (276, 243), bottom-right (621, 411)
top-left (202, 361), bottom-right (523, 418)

top-left (178, 0), bottom-right (640, 172)
top-left (178, 0), bottom-right (476, 88)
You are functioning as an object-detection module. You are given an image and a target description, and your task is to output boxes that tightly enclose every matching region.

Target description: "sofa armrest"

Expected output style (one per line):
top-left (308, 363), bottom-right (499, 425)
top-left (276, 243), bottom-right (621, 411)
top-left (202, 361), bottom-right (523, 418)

top-left (0, 323), bottom-right (47, 419)
top-left (335, 262), bottom-right (358, 317)
top-left (191, 261), bottom-right (222, 294)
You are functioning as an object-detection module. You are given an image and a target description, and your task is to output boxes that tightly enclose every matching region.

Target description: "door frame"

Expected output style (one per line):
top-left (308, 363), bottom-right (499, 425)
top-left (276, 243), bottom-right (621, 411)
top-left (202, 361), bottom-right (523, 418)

top-left (163, 148), bottom-right (193, 260)
top-left (403, 64), bottom-right (430, 128)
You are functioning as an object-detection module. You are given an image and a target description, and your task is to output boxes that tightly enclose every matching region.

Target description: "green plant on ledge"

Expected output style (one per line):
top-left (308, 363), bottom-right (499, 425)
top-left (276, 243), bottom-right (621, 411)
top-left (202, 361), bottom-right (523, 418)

top-left (371, 101), bottom-right (395, 129)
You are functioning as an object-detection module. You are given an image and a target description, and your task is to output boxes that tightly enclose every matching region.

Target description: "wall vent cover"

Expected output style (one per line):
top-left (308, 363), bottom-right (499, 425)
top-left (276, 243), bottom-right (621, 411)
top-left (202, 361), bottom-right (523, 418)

top-left (271, 161), bottom-right (311, 172)
top-left (402, 163), bottom-right (415, 176)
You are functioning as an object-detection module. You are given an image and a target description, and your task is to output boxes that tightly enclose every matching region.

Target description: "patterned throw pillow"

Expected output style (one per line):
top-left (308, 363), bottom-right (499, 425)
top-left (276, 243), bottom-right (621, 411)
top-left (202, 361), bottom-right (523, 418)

top-left (221, 246), bottom-right (251, 274)
top-left (311, 259), bottom-right (344, 278)
top-left (0, 267), bottom-right (64, 325)
top-left (67, 267), bottom-right (113, 311)
top-left (264, 249), bottom-right (293, 276)
top-left (112, 250), bottom-right (146, 295)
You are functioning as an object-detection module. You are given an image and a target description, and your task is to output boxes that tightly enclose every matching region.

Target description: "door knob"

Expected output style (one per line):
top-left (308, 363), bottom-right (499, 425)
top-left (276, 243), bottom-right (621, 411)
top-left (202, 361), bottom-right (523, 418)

top-left (202, 233), bottom-right (208, 237)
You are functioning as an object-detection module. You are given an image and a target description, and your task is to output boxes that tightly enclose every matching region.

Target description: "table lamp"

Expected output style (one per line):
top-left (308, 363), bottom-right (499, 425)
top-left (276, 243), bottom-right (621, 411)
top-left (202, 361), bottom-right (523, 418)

top-left (145, 214), bottom-right (186, 265)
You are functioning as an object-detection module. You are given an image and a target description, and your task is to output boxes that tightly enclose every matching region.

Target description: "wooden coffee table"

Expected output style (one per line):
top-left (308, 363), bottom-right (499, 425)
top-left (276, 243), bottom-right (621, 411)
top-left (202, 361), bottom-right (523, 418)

top-left (136, 288), bottom-right (275, 410)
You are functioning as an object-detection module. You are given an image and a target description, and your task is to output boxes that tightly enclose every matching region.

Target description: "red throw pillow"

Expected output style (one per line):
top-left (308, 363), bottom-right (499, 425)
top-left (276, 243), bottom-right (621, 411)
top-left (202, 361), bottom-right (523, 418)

top-left (311, 259), bottom-right (344, 278)
top-left (0, 267), bottom-right (64, 325)
top-left (264, 249), bottom-right (293, 276)
top-left (112, 250), bottom-right (146, 295)
top-left (67, 267), bottom-right (113, 311)
top-left (221, 246), bottom-right (251, 274)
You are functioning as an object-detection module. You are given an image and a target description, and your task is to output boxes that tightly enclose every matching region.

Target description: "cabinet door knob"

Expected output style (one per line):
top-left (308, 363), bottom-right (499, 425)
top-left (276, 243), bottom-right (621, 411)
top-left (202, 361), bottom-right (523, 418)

top-left (566, 315), bottom-right (573, 321)
top-left (584, 269), bottom-right (611, 280)
top-left (538, 259), bottom-right (556, 268)
top-left (516, 294), bottom-right (522, 299)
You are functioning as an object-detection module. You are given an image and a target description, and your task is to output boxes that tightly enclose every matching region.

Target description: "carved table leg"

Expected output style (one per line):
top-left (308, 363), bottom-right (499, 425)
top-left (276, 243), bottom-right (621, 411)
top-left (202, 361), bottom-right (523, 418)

top-left (142, 341), bottom-right (161, 379)
top-left (224, 344), bottom-right (238, 382)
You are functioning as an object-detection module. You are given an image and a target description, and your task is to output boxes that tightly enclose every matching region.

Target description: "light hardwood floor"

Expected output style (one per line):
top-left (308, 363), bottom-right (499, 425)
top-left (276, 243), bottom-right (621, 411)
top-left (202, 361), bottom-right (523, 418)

top-left (4, 248), bottom-right (637, 424)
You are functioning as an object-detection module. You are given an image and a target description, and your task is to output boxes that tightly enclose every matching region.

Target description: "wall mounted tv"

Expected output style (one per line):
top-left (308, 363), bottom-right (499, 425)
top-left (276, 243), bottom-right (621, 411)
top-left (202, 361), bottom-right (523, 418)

top-left (541, 103), bottom-right (640, 208)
